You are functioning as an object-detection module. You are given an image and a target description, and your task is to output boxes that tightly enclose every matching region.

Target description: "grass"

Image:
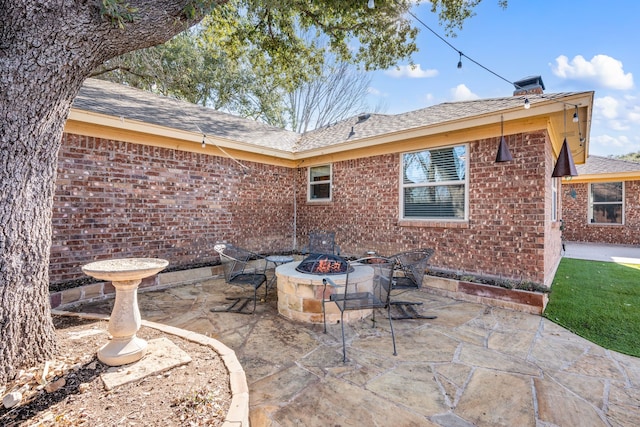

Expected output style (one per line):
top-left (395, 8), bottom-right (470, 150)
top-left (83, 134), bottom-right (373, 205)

top-left (544, 258), bottom-right (640, 357)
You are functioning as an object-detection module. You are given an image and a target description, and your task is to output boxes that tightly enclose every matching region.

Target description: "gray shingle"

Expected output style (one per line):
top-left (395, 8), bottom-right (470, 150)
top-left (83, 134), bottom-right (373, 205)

top-left (73, 79), bottom-right (585, 155)
top-left (576, 155), bottom-right (640, 175)
top-left (73, 79), bottom-right (300, 151)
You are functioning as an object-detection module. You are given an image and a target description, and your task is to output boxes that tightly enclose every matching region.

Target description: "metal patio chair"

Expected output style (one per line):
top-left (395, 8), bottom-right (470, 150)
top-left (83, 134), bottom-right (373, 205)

top-left (389, 248), bottom-right (437, 320)
top-left (302, 231), bottom-right (341, 255)
top-left (211, 243), bottom-right (267, 314)
top-left (322, 256), bottom-right (397, 362)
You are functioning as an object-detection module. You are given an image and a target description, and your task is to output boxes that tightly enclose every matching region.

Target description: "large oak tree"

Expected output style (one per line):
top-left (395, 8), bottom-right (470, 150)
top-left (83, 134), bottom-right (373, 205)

top-left (0, 0), bottom-right (497, 384)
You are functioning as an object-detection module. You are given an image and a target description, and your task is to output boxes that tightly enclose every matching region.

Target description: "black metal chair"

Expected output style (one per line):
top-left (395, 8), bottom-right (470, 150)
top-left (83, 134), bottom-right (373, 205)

top-left (391, 248), bottom-right (435, 289)
top-left (211, 243), bottom-right (267, 314)
top-left (302, 231), bottom-right (340, 255)
top-left (390, 248), bottom-right (437, 319)
top-left (322, 256), bottom-right (397, 362)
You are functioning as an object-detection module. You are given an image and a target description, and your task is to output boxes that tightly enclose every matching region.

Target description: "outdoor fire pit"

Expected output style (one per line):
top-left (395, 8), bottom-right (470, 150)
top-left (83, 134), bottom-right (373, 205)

top-left (276, 259), bottom-right (373, 324)
top-left (295, 253), bottom-right (353, 275)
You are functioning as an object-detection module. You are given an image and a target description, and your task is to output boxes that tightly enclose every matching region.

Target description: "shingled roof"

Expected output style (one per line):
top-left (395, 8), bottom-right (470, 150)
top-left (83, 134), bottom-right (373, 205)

top-left (576, 155), bottom-right (640, 175)
top-left (72, 78), bottom-right (586, 155)
top-left (73, 79), bottom-right (300, 151)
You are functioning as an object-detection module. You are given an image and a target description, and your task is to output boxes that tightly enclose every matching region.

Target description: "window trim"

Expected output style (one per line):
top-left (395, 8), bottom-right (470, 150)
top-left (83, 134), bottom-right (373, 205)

top-left (307, 164), bottom-right (333, 202)
top-left (588, 181), bottom-right (624, 225)
top-left (399, 144), bottom-right (469, 222)
top-left (551, 177), bottom-right (558, 222)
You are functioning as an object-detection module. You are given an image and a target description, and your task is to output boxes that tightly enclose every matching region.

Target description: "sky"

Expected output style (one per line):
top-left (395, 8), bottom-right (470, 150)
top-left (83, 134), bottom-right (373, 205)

top-left (365, 0), bottom-right (640, 157)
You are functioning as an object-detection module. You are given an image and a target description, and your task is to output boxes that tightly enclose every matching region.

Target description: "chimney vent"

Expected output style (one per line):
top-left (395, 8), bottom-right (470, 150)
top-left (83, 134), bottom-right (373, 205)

top-left (513, 76), bottom-right (545, 96)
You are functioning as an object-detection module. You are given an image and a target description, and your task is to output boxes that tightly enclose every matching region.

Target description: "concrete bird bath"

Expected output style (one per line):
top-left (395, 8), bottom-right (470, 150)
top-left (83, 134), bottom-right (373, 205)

top-left (82, 258), bottom-right (169, 366)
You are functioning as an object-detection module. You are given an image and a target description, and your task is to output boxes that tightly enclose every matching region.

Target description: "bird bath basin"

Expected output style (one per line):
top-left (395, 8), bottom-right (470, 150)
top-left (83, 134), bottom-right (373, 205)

top-left (82, 258), bottom-right (168, 366)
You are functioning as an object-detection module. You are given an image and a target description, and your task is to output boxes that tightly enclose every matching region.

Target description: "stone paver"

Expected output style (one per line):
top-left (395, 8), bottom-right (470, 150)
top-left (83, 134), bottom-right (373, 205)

top-left (74, 278), bottom-right (640, 426)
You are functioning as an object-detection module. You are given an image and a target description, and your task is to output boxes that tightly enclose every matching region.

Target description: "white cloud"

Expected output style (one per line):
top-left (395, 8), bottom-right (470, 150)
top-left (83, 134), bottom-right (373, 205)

top-left (589, 133), bottom-right (639, 156)
top-left (384, 64), bottom-right (438, 79)
top-left (367, 87), bottom-right (383, 96)
top-left (450, 84), bottom-right (479, 101)
top-left (594, 96), bottom-right (620, 119)
top-left (551, 54), bottom-right (633, 90)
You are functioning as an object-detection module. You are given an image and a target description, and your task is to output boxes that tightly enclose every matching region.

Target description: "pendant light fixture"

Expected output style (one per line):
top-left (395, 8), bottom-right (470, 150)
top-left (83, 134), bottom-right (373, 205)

top-left (495, 115), bottom-right (513, 162)
top-left (551, 106), bottom-right (578, 177)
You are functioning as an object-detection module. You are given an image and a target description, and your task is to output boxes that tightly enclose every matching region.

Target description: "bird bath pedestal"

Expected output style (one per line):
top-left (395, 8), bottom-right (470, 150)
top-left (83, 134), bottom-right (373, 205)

top-left (82, 258), bottom-right (168, 366)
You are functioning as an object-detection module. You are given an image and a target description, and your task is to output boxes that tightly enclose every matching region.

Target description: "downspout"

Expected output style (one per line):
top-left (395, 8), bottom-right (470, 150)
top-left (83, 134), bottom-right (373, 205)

top-left (293, 168), bottom-right (297, 251)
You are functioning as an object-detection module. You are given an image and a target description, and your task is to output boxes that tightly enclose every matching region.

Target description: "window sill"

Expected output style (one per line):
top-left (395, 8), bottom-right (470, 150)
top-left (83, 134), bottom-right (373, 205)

top-left (398, 219), bottom-right (469, 229)
top-left (588, 222), bottom-right (624, 226)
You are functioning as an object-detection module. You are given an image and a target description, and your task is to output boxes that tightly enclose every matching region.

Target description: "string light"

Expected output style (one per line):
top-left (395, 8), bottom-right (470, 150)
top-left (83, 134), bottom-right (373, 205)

top-left (202, 135), bottom-right (206, 148)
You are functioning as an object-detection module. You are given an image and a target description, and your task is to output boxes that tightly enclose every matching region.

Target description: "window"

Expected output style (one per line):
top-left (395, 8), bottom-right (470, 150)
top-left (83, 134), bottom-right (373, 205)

top-left (401, 145), bottom-right (468, 220)
top-left (551, 178), bottom-right (558, 222)
top-left (589, 182), bottom-right (623, 224)
top-left (308, 164), bottom-right (332, 201)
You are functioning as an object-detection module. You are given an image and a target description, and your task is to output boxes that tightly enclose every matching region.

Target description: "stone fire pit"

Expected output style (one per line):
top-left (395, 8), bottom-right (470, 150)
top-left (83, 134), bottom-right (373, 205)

top-left (276, 261), bottom-right (374, 324)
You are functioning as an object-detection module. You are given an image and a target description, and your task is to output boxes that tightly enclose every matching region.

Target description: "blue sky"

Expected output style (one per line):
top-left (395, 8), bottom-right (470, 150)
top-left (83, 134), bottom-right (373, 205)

top-left (366, 0), bottom-right (640, 157)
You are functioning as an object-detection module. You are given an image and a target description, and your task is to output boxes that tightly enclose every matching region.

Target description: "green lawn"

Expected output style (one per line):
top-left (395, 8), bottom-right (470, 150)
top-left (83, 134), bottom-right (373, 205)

top-left (544, 258), bottom-right (640, 357)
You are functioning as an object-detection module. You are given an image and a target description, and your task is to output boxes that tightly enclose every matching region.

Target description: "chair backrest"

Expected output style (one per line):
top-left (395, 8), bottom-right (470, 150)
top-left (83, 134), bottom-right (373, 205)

top-left (350, 256), bottom-right (395, 305)
top-left (307, 231), bottom-right (338, 255)
top-left (214, 243), bottom-right (250, 282)
top-left (393, 248), bottom-right (435, 287)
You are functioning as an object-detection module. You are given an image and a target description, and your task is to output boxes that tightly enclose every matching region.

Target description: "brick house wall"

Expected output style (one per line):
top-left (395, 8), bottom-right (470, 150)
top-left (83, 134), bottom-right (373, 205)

top-left (50, 133), bottom-right (295, 285)
top-left (296, 130), bottom-right (559, 286)
top-left (561, 180), bottom-right (640, 245)
top-left (51, 129), bottom-right (562, 287)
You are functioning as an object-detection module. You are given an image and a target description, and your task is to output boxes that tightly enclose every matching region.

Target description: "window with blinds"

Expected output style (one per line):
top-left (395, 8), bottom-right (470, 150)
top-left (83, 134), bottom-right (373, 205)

top-left (401, 145), bottom-right (468, 220)
top-left (589, 182), bottom-right (623, 224)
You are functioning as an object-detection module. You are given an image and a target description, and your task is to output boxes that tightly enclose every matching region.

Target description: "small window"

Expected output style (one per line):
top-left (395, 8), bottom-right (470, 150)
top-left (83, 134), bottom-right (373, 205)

top-left (589, 182), bottom-right (623, 224)
top-left (308, 164), bottom-right (332, 201)
top-left (551, 178), bottom-right (558, 222)
top-left (401, 145), bottom-right (468, 220)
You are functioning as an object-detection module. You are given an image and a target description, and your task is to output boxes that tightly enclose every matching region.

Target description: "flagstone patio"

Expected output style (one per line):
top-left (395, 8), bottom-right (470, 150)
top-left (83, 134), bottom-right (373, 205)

top-left (72, 276), bottom-right (640, 426)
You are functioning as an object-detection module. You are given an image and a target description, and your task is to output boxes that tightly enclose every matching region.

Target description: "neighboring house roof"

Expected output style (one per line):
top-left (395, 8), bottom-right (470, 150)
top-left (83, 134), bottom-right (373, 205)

top-left (568, 155), bottom-right (640, 183)
top-left (68, 78), bottom-right (592, 164)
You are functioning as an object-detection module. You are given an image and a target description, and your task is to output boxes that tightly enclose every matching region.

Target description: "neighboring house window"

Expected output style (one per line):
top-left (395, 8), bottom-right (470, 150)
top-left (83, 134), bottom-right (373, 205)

top-left (589, 182), bottom-right (624, 224)
top-left (551, 178), bottom-right (558, 222)
top-left (401, 145), bottom-right (468, 220)
top-left (308, 164), bottom-right (332, 201)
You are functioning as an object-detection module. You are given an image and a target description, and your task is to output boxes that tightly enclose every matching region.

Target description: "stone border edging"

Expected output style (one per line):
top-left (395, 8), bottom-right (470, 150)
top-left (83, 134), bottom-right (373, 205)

top-left (51, 310), bottom-right (249, 427)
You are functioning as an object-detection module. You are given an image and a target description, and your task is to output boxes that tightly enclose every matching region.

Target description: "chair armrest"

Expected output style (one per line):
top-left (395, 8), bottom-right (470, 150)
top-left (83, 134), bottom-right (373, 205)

top-left (322, 277), bottom-right (339, 296)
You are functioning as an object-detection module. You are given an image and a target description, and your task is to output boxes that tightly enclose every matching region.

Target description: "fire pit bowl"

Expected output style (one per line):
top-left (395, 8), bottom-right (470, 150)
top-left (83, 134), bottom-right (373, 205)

top-left (295, 253), bottom-right (353, 275)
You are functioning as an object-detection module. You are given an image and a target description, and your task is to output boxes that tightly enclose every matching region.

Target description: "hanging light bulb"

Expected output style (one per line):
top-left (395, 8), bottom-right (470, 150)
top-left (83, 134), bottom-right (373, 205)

top-left (572, 106), bottom-right (579, 123)
top-left (202, 135), bottom-right (206, 148)
top-left (457, 52), bottom-right (463, 69)
top-left (368, 0), bottom-right (374, 9)
top-left (523, 98), bottom-right (530, 109)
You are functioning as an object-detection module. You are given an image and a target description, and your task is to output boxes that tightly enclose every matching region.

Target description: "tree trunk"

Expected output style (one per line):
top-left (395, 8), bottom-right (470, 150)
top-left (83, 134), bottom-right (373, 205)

top-left (0, 0), bottom-right (202, 384)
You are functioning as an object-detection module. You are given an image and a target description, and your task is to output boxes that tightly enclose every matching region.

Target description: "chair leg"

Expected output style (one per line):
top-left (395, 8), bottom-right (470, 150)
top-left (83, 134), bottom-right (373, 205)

top-left (252, 287), bottom-right (258, 313)
top-left (340, 310), bottom-right (347, 363)
top-left (387, 306), bottom-right (397, 356)
top-left (322, 299), bottom-right (327, 333)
